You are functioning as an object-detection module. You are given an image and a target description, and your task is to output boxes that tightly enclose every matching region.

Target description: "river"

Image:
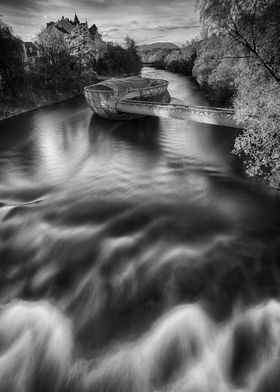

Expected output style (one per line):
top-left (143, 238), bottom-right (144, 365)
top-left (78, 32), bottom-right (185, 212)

top-left (0, 68), bottom-right (280, 392)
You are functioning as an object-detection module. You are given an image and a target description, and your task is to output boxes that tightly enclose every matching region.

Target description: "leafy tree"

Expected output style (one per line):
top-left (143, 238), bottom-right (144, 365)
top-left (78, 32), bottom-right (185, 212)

top-left (36, 28), bottom-right (79, 94)
top-left (192, 33), bottom-right (238, 106)
top-left (95, 38), bottom-right (141, 76)
top-left (124, 35), bottom-right (136, 50)
top-left (233, 65), bottom-right (280, 188)
top-left (164, 46), bottom-right (197, 74)
top-left (0, 19), bottom-right (25, 94)
top-left (139, 48), bottom-right (169, 68)
top-left (139, 41), bottom-right (199, 76)
top-left (37, 27), bottom-right (70, 67)
top-left (124, 36), bottom-right (142, 75)
top-left (196, 0), bottom-right (280, 187)
top-left (196, 0), bottom-right (280, 83)
top-left (193, 33), bottom-right (222, 88)
top-left (66, 27), bottom-right (103, 72)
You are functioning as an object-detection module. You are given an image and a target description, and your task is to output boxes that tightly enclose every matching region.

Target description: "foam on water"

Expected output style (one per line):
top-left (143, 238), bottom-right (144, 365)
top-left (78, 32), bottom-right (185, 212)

top-left (0, 300), bottom-right (279, 392)
top-left (0, 301), bottom-right (72, 392)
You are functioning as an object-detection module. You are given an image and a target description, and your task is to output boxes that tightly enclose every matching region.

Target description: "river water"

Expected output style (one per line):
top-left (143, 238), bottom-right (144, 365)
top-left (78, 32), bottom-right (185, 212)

top-left (0, 68), bottom-right (280, 392)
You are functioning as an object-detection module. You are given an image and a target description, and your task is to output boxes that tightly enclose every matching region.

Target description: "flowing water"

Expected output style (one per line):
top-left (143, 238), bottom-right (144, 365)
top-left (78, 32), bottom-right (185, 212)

top-left (0, 68), bottom-right (280, 392)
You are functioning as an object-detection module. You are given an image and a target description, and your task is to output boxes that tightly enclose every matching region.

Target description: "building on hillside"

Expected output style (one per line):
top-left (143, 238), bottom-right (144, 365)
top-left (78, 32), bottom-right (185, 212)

top-left (68, 22), bottom-right (106, 56)
top-left (38, 14), bottom-right (106, 54)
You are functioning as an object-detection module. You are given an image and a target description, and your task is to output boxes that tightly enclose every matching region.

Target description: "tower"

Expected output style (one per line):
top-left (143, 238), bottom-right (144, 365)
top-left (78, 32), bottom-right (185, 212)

top-left (74, 13), bottom-right (80, 26)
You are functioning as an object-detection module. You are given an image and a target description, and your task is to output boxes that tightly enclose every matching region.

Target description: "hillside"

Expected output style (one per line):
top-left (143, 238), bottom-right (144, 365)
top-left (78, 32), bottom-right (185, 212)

top-left (137, 42), bottom-right (179, 51)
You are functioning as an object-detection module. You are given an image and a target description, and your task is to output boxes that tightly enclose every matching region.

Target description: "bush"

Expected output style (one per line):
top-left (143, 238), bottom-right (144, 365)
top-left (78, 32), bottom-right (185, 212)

top-left (95, 39), bottom-right (141, 76)
top-left (233, 65), bottom-right (280, 188)
top-left (0, 19), bottom-right (25, 95)
top-left (192, 34), bottom-right (238, 106)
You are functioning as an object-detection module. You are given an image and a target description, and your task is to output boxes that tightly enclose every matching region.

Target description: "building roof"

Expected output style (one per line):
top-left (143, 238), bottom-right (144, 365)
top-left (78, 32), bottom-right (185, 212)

top-left (74, 13), bottom-right (80, 25)
top-left (55, 18), bottom-right (75, 34)
top-left (41, 14), bottom-right (105, 46)
top-left (89, 24), bottom-right (97, 34)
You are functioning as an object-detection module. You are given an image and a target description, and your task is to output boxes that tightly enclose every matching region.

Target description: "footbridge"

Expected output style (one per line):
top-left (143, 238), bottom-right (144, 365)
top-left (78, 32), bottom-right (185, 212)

top-left (84, 76), bottom-right (242, 128)
top-left (117, 99), bottom-right (240, 128)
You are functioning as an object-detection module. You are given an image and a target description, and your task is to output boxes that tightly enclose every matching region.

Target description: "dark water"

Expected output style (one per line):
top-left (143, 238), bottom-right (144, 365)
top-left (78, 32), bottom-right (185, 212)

top-left (0, 68), bottom-right (280, 392)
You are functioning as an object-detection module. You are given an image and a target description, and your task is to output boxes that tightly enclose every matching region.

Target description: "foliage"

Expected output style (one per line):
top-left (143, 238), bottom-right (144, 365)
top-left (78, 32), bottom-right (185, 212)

top-left (0, 19), bottom-right (25, 95)
top-left (95, 38), bottom-right (141, 76)
top-left (139, 36), bottom-right (236, 106)
top-left (139, 48), bottom-right (170, 68)
top-left (143, 40), bottom-right (199, 75)
top-left (233, 65), bottom-right (280, 188)
top-left (197, 0), bottom-right (280, 83)
top-left (37, 27), bottom-right (69, 66)
top-left (196, 0), bottom-right (280, 187)
top-left (124, 36), bottom-right (142, 75)
top-left (139, 40), bottom-right (199, 76)
top-left (192, 33), bottom-right (238, 106)
top-left (165, 45), bottom-right (197, 74)
top-left (0, 17), bottom-right (142, 119)
top-left (36, 27), bottom-right (81, 95)
top-left (66, 27), bottom-right (103, 71)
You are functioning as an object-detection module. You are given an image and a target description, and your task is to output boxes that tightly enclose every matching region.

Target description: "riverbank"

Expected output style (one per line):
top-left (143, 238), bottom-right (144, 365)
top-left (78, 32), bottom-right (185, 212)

top-left (0, 72), bottom-right (143, 122)
top-left (142, 63), bottom-right (234, 108)
top-left (139, 40), bottom-right (235, 109)
top-left (0, 92), bottom-right (82, 122)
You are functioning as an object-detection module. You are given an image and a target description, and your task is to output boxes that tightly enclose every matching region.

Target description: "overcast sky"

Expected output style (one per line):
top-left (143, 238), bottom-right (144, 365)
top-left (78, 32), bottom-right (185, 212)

top-left (0, 0), bottom-right (201, 45)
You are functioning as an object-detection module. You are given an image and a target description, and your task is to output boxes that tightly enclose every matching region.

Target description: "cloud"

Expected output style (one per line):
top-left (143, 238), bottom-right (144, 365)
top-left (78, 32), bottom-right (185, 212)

top-left (103, 27), bottom-right (120, 33)
top-left (0, 0), bottom-right (47, 11)
top-left (157, 24), bottom-right (201, 32)
top-left (0, 0), bottom-right (201, 44)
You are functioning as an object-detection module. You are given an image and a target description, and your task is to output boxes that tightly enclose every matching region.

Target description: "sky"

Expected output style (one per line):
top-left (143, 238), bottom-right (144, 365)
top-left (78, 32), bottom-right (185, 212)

top-left (0, 0), bottom-right (201, 46)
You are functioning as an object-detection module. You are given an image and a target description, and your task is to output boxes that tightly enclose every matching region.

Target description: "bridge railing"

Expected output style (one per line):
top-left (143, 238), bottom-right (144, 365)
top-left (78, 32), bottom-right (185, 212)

top-left (117, 99), bottom-right (240, 127)
top-left (120, 99), bottom-right (235, 117)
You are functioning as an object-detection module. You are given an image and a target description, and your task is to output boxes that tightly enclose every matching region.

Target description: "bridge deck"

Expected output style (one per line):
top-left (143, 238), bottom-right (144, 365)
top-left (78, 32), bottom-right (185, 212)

top-left (117, 99), bottom-right (242, 128)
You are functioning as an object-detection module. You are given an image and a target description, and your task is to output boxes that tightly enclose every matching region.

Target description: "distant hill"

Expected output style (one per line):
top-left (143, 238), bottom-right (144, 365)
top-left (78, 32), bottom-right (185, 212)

top-left (137, 42), bottom-right (179, 51)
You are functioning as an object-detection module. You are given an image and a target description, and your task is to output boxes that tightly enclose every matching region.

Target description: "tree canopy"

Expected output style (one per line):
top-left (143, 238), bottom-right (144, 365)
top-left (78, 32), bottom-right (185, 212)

top-left (0, 17), bottom-right (142, 119)
top-left (197, 0), bottom-right (280, 83)
top-left (0, 19), bottom-right (24, 94)
top-left (95, 38), bottom-right (141, 76)
top-left (196, 0), bottom-right (280, 188)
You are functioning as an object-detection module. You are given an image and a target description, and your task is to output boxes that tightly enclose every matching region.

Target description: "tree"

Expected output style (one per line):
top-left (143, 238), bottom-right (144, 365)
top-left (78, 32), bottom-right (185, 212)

top-left (196, 0), bottom-right (280, 83)
top-left (196, 0), bottom-right (280, 188)
top-left (124, 37), bottom-right (142, 75)
top-left (192, 33), bottom-right (238, 105)
top-left (163, 43), bottom-right (198, 75)
top-left (66, 27), bottom-right (104, 72)
top-left (36, 27), bottom-right (78, 94)
top-left (95, 38), bottom-right (141, 76)
top-left (37, 27), bottom-right (70, 68)
top-left (233, 65), bottom-right (280, 188)
top-left (124, 35), bottom-right (136, 50)
top-left (0, 19), bottom-right (25, 94)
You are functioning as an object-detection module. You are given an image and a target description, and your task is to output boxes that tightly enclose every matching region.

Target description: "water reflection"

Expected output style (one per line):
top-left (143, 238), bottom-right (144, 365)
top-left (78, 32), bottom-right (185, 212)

top-left (89, 115), bottom-right (161, 150)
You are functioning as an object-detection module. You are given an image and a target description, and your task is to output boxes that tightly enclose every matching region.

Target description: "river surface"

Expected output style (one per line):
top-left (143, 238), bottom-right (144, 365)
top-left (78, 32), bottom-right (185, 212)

top-left (0, 68), bottom-right (280, 392)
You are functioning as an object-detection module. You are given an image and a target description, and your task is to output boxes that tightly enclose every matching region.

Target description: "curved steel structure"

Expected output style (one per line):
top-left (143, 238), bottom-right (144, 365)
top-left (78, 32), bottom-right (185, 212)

top-left (84, 77), bottom-right (169, 120)
top-left (84, 76), bottom-right (241, 128)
